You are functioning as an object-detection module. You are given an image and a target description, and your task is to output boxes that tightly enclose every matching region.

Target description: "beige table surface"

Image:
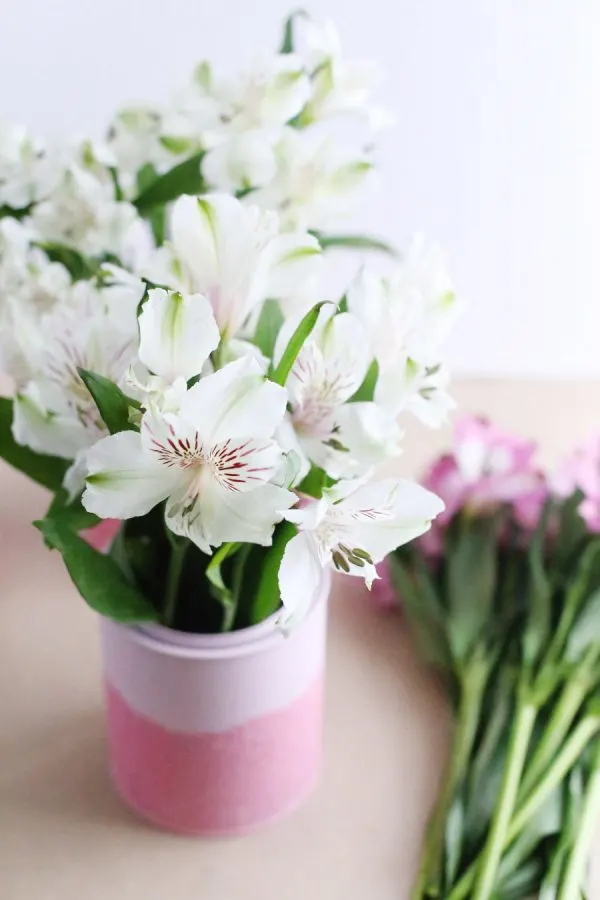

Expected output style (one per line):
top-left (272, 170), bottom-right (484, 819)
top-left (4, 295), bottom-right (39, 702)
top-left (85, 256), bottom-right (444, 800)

top-left (2, 378), bottom-right (600, 900)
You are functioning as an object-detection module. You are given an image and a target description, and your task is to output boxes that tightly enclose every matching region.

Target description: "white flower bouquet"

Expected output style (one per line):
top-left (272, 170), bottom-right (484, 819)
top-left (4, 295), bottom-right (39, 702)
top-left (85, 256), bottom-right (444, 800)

top-left (0, 12), bottom-right (461, 636)
top-left (0, 10), bottom-right (466, 835)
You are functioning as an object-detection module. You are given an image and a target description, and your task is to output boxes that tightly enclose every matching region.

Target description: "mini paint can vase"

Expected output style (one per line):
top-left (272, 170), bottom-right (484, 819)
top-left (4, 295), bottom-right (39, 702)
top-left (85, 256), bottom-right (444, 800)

top-left (101, 572), bottom-right (330, 836)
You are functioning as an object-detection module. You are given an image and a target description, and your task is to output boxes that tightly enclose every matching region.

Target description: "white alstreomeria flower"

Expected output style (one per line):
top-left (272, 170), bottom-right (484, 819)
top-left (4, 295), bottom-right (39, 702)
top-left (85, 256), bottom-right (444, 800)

top-left (0, 218), bottom-right (71, 384)
top-left (294, 15), bottom-right (391, 129)
top-left (277, 307), bottom-right (402, 479)
top-left (31, 161), bottom-right (139, 257)
top-left (12, 273), bottom-right (144, 473)
top-left (0, 122), bottom-right (59, 209)
top-left (251, 126), bottom-right (373, 232)
top-left (347, 236), bottom-right (464, 425)
top-left (124, 285), bottom-right (222, 414)
top-left (199, 53), bottom-right (312, 193)
top-left (278, 476), bottom-right (444, 627)
top-left (145, 193), bottom-right (322, 341)
top-left (83, 356), bottom-right (296, 553)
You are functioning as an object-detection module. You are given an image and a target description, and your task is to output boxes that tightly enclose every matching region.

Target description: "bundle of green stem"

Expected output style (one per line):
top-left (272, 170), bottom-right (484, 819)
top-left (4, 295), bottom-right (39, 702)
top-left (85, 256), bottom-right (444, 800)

top-left (390, 493), bottom-right (600, 900)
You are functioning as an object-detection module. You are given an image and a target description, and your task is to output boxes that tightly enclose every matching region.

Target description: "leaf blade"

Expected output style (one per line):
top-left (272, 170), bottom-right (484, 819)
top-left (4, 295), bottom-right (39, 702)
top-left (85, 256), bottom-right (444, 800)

top-left (35, 517), bottom-right (158, 622)
top-left (270, 302), bottom-right (330, 387)
top-left (134, 152), bottom-right (206, 212)
top-left (248, 522), bottom-right (297, 625)
top-left (78, 369), bottom-right (139, 436)
top-left (253, 299), bottom-right (284, 359)
top-left (312, 232), bottom-right (398, 257)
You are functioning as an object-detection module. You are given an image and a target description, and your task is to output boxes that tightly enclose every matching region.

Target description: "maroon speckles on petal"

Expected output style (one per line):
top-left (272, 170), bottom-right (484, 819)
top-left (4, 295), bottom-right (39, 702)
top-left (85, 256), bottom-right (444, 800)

top-left (209, 439), bottom-right (274, 492)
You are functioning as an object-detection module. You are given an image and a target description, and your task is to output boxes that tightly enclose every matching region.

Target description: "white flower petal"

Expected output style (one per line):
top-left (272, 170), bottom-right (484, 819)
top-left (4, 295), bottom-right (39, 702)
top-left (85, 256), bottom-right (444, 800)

top-left (202, 131), bottom-right (278, 192)
top-left (63, 450), bottom-right (89, 501)
top-left (12, 385), bottom-right (90, 460)
top-left (262, 232), bottom-right (322, 303)
top-left (169, 194), bottom-right (219, 290)
top-left (259, 55), bottom-right (312, 124)
top-left (83, 431), bottom-right (180, 519)
top-left (179, 357), bottom-right (287, 443)
top-left (169, 193), bottom-right (271, 336)
top-left (166, 478), bottom-right (295, 552)
top-left (275, 415), bottom-right (311, 485)
top-left (138, 288), bottom-right (220, 381)
top-left (278, 530), bottom-right (326, 630)
top-left (209, 437), bottom-right (286, 493)
top-left (284, 498), bottom-right (328, 531)
top-left (336, 477), bottom-right (445, 563)
top-left (322, 402), bottom-right (403, 478)
top-left (318, 312), bottom-right (371, 396)
top-left (219, 338), bottom-right (269, 374)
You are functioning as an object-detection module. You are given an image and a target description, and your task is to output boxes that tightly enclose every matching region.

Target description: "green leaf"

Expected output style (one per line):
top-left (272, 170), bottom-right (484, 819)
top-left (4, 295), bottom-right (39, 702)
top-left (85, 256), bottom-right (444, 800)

top-left (270, 301), bottom-right (330, 386)
top-left (159, 135), bottom-right (195, 155)
top-left (36, 242), bottom-right (97, 280)
top-left (296, 465), bottom-right (328, 499)
top-left (556, 541), bottom-right (600, 661)
top-left (554, 490), bottom-right (588, 580)
top-left (311, 231), bottom-right (398, 257)
top-left (136, 162), bottom-right (159, 193)
top-left (248, 521), bottom-right (297, 625)
top-left (35, 517), bottom-right (158, 622)
top-left (108, 166), bottom-right (124, 201)
top-left (279, 8), bottom-right (307, 53)
top-left (349, 359), bottom-right (379, 402)
top-left (445, 513), bottom-right (501, 661)
top-left (134, 151), bottom-right (206, 212)
top-left (444, 793), bottom-right (465, 888)
top-left (78, 369), bottom-right (140, 435)
top-left (498, 858), bottom-right (544, 900)
top-left (253, 299), bottom-right (284, 358)
top-left (523, 499), bottom-right (554, 667)
top-left (205, 542), bottom-right (254, 632)
top-left (135, 163), bottom-right (166, 244)
top-left (565, 586), bottom-right (600, 663)
top-left (206, 542), bottom-right (241, 594)
top-left (0, 396), bottom-right (68, 491)
top-left (0, 203), bottom-right (32, 220)
top-left (46, 488), bottom-right (100, 533)
top-left (388, 551), bottom-right (450, 669)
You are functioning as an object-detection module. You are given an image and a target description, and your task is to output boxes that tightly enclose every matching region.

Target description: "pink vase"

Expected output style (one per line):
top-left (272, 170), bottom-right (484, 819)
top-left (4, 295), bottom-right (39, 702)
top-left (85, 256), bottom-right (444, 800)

top-left (101, 571), bottom-right (330, 836)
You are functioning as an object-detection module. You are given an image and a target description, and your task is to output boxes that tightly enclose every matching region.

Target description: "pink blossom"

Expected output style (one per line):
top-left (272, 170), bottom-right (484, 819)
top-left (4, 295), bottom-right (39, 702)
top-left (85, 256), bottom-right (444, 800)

top-left (422, 416), bottom-right (548, 533)
top-left (553, 435), bottom-right (600, 533)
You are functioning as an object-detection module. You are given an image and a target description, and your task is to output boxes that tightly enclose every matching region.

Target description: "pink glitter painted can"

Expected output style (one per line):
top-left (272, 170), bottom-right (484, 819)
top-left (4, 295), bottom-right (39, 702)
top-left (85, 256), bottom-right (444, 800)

top-left (101, 571), bottom-right (330, 836)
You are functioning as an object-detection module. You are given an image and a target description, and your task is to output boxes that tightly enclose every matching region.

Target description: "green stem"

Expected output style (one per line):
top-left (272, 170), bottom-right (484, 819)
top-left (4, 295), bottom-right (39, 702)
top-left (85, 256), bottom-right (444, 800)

top-left (559, 742), bottom-right (600, 900)
top-left (163, 540), bottom-right (188, 627)
top-left (520, 647), bottom-right (597, 798)
top-left (471, 699), bottom-right (537, 900)
top-left (221, 545), bottom-right (250, 633)
top-left (411, 657), bottom-right (488, 899)
top-left (545, 592), bottom-right (584, 667)
top-left (509, 717), bottom-right (600, 842)
top-left (448, 716), bottom-right (600, 900)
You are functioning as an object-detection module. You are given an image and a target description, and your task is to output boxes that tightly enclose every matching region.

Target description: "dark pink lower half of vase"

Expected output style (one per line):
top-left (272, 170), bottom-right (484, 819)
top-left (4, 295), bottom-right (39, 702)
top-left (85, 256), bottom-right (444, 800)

top-left (105, 674), bottom-right (324, 836)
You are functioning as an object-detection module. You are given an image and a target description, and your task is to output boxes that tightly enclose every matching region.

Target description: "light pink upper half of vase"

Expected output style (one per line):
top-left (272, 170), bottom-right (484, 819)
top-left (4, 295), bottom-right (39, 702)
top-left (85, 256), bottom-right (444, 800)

top-left (101, 571), bottom-right (330, 734)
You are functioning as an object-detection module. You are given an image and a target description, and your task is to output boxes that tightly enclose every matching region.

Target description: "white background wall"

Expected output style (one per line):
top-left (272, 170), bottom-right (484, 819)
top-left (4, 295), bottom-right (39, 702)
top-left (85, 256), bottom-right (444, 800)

top-left (1, 0), bottom-right (599, 378)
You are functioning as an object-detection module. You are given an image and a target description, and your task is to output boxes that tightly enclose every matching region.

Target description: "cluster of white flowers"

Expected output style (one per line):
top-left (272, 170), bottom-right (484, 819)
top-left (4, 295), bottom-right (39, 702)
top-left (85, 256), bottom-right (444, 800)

top-left (106, 12), bottom-right (389, 231)
top-left (4, 189), bottom-right (459, 625)
top-left (0, 13), bottom-right (464, 629)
